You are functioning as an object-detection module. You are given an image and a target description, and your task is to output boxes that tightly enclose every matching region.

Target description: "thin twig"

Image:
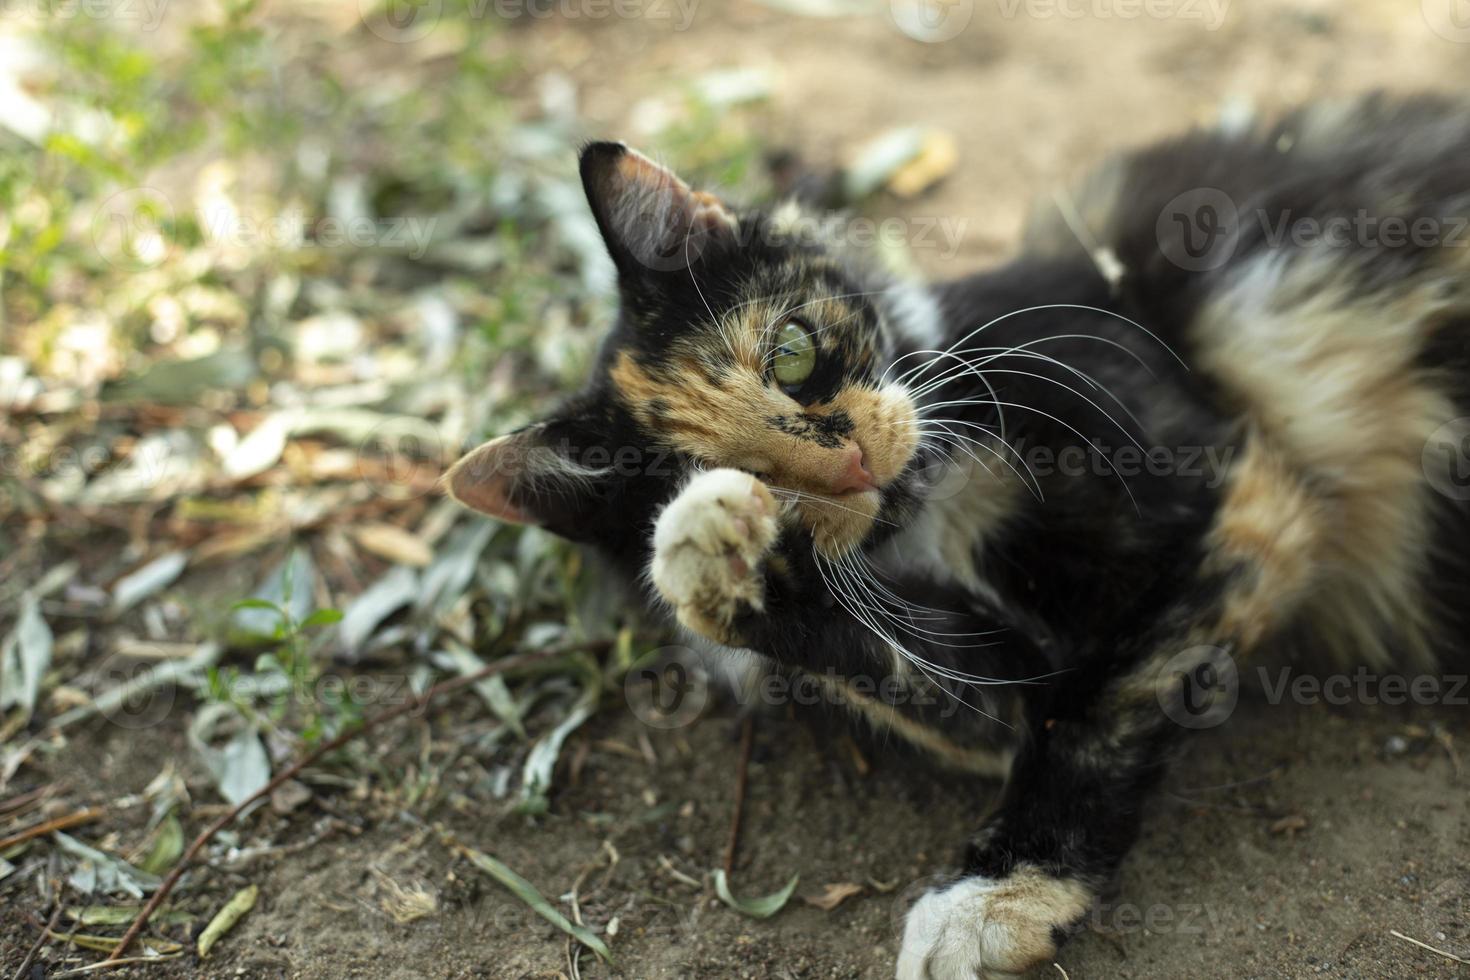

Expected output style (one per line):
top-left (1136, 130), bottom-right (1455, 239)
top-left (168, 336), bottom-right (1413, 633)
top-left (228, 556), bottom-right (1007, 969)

top-left (0, 783), bottom-right (58, 815)
top-left (1389, 929), bottom-right (1470, 965)
top-left (104, 644), bottom-right (584, 965)
top-left (723, 715), bottom-right (755, 875)
top-left (12, 886), bottom-right (64, 980)
top-left (52, 955), bottom-right (184, 978)
top-left (0, 807), bottom-right (105, 851)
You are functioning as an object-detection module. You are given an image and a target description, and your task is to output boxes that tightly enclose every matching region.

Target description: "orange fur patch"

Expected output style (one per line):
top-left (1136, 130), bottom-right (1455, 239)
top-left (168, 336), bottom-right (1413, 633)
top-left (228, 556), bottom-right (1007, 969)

top-left (1204, 439), bottom-right (1325, 651)
top-left (608, 290), bottom-right (917, 556)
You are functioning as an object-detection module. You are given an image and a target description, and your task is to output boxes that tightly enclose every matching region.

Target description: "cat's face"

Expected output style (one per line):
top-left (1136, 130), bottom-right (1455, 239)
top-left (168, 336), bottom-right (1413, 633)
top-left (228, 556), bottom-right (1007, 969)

top-left (447, 143), bottom-right (924, 558)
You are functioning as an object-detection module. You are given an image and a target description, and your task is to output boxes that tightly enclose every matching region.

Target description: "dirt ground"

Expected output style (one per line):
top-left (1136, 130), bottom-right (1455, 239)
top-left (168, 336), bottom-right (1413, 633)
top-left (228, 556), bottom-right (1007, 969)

top-left (7, 2), bottom-right (1470, 978)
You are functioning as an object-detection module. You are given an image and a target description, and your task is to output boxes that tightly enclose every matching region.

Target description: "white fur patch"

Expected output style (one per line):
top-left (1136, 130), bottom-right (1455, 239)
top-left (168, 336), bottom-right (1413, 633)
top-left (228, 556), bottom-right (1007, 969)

top-left (884, 280), bottom-right (947, 351)
top-left (650, 468), bottom-right (779, 644)
top-left (897, 871), bottom-right (1090, 980)
top-left (1192, 248), bottom-right (1459, 666)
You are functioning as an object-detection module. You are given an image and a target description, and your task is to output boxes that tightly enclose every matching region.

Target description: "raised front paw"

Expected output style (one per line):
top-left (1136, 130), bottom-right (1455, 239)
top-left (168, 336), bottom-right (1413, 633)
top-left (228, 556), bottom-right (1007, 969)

top-left (897, 868), bottom-right (1091, 980)
top-left (651, 468), bottom-right (779, 647)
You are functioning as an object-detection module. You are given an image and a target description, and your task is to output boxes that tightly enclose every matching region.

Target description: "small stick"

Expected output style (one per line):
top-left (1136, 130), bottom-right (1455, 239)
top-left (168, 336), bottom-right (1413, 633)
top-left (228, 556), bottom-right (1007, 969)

top-left (0, 783), bottom-right (58, 815)
top-left (722, 715), bottom-right (755, 875)
top-left (104, 644), bottom-right (580, 965)
top-left (1389, 929), bottom-right (1470, 965)
top-left (12, 890), bottom-right (64, 980)
top-left (0, 807), bottom-right (105, 851)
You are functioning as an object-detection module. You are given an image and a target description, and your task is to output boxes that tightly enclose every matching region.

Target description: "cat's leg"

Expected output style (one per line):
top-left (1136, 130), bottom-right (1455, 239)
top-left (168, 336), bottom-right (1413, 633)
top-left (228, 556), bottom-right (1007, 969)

top-left (899, 438), bottom-right (1330, 978)
top-left (895, 631), bottom-right (1214, 980)
top-left (649, 468), bottom-right (782, 647)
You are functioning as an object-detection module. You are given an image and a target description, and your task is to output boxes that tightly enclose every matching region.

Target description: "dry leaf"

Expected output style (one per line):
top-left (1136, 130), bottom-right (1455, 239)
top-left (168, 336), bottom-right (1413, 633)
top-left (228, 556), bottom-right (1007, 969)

top-left (353, 522), bottom-right (434, 567)
top-left (803, 881), bottom-right (864, 911)
top-left (888, 130), bottom-right (958, 198)
top-left (1269, 814), bottom-right (1309, 836)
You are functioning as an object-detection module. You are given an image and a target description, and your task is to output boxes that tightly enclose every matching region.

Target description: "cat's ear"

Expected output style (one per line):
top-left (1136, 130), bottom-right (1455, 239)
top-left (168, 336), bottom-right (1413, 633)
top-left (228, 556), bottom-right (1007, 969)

top-left (579, 141), bottom-right (739, 276)
top-left (444, 417), bottom-right (607, 536)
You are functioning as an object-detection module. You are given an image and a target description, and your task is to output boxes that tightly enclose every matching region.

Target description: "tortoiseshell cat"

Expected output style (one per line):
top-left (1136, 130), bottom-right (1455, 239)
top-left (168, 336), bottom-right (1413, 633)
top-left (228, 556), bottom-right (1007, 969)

top-left (447, 94), bottom-right (1469, 977)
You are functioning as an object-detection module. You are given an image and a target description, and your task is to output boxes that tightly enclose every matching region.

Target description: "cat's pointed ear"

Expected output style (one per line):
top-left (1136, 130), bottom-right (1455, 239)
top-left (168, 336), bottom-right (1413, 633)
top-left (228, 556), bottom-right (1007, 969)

top-left (444, 419), bottom-right (607, 537)
top-left (579, 141), bottom-right (739, 275)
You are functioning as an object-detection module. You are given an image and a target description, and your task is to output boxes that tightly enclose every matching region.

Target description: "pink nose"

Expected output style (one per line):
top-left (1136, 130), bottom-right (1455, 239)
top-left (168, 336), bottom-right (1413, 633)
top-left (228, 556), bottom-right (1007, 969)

top-left (830, 444), bottom-right (877, 495)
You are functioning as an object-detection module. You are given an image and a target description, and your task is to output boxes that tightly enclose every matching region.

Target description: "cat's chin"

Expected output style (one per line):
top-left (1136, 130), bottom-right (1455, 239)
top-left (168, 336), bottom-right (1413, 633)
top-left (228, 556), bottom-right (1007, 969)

top-left (802, 488), bottom-right (883, 559)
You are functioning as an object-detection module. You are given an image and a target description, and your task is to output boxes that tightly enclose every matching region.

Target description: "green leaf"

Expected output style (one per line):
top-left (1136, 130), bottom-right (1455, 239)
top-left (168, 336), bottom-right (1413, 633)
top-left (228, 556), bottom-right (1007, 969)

top-left (137, 814), bottom-right (184, 875)
top-left (713, 870), bottom-right (800, 920)
top-left (230, 598), bottom-right (285, 615)
top-left (299, 608), bottom-right (343, 629)
top-left (228, 550), bottom-right (317, 645)
top-left (65, 905), bottom-right (192, 927)
top-left (198, 884), bottom-right (258, 959)
top-left (441, 830), bottom-right (611, 963)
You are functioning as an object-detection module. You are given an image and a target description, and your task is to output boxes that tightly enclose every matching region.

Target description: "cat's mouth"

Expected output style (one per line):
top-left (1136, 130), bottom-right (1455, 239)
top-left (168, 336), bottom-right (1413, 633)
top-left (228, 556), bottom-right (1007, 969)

top-left (786, 483), bottom-right (886, 558)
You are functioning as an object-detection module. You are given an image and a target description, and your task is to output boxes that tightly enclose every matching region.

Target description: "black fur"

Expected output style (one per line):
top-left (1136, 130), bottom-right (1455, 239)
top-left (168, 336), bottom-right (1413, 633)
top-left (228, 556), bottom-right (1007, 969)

top-left (458, 98), bottom-right (1470, 970)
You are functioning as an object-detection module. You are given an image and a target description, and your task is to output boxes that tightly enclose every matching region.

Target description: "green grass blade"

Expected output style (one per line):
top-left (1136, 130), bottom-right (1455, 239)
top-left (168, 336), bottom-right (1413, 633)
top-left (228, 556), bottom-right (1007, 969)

top-left (439, 828), bottom-right (612, 963)
top-left (714, 870), bottom-right (800, 919)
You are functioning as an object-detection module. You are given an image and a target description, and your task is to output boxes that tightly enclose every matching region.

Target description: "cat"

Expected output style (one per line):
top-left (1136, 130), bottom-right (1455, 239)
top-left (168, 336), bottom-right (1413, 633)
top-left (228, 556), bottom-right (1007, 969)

top-left (445, 93), bottom-right (1470, 978)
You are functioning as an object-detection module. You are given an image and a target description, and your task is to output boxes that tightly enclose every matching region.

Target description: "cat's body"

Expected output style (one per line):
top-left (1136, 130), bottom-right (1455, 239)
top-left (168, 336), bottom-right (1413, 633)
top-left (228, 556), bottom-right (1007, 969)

top-left (448, 94), bottom-right (1469, 977)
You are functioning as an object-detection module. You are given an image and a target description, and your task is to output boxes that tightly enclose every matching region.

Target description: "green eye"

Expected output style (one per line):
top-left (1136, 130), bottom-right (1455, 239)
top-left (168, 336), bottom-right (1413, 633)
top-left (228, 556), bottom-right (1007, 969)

top-left (772, 320), bottom-right (816, 392)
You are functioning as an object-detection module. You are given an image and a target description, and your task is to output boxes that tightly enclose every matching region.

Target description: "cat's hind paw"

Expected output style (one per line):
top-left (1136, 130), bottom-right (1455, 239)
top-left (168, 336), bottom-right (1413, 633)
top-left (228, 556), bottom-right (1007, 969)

top-left (651, 468), bottom-right (779, 646)
top-left (896, 868), bottom-right (1091, 980)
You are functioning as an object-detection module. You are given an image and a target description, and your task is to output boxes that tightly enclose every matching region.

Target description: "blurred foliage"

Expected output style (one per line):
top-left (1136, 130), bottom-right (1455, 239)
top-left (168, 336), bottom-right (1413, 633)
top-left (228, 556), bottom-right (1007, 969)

top-left (0, 0), bottom-right (767, 808)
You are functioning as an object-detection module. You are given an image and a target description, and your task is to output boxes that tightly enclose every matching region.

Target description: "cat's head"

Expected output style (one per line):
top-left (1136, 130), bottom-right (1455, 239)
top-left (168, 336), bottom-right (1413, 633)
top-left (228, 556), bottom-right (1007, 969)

top-left (446, 142), bottom-right (928, 558)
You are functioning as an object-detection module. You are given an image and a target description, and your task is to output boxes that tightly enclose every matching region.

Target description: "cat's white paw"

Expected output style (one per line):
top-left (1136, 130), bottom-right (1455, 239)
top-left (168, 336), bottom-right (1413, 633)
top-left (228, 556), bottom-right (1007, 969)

top-left (651, 468), bottom-right (779, 646)
top-left (896, 869), bottom-right (1091, 980)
